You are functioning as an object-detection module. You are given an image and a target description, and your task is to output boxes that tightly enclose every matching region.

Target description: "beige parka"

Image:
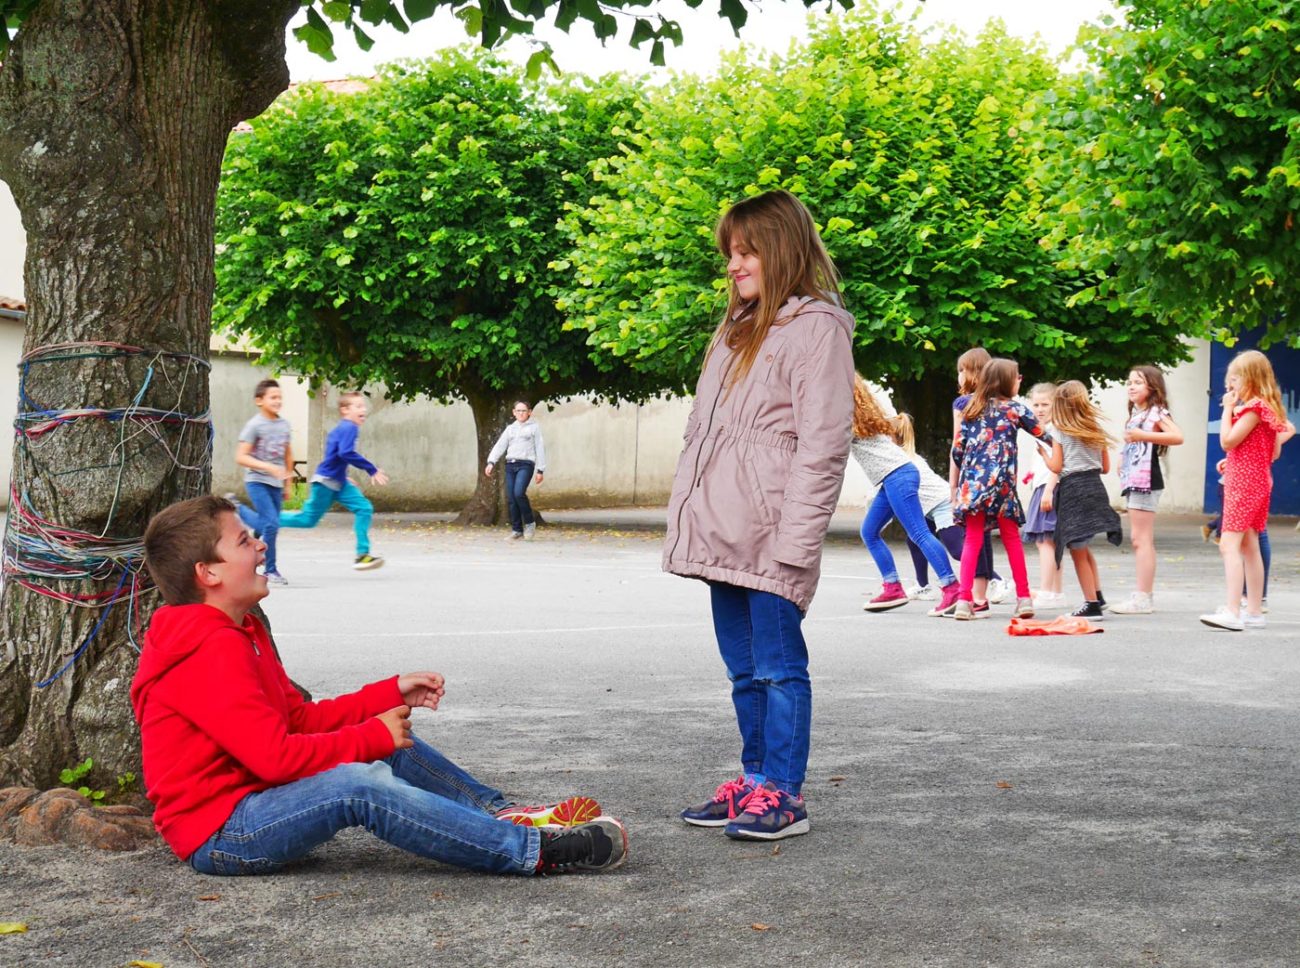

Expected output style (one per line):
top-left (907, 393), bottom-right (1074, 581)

top-left (662, 295), bottom-right (856, 611)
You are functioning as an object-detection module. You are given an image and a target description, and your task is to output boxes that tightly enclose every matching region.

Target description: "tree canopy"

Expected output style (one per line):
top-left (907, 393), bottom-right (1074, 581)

top-left (556, 5), bottom-right (1188, 412)
top-left (1046, 0), bottom-right (1300, 345)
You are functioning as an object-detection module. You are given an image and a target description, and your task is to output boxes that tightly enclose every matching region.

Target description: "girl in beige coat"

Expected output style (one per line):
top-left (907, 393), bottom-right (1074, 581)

top-left (665, 190), bottom-right (855, 841)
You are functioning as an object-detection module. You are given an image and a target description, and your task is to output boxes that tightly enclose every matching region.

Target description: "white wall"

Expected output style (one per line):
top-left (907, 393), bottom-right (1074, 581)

top-left (0, 181), bottom-right (24, 299)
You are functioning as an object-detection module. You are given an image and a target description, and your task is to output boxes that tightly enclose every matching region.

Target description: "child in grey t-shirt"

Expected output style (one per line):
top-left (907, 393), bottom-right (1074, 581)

top-left (232, 379), bottom-right (293, 583)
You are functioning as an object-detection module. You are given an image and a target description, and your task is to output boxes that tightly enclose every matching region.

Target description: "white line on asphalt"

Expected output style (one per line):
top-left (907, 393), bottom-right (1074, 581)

top-left (274, 613), bottom-right (865, 639)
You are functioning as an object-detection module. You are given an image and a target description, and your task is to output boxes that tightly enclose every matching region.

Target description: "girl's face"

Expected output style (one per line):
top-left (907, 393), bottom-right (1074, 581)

top-left (1225, 368), bottom-right (1244, 396)
top-left (1031, 391), bottom-right (1053, 423)
top-left (1126, 370), bottom-right (1150, 407)
top-left (727, 234), bottom-right (763, 302)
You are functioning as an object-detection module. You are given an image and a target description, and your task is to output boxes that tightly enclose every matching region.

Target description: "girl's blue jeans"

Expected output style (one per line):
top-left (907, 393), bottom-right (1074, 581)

top-left (709, 582), bottom-right (809, 796)
top-left (280, 480), bottom-right (373, 556)
top-left (861, 463), bottom-right (957, 586)
top-left (187, 737), bottom-right (539, 876)
top-left (236, 482), bottom-right (283, 574)
top-left (504, 460), bottom-right (536, 533)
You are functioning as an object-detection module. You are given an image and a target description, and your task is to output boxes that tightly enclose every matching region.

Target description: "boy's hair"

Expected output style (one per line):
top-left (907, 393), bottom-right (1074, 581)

top-left (1052, 381), bottom-right (1114, 454)
top-left (253, 379), bottom-right (280, 399)
top-left (1228, 350), bottom-right (1286, 423)
top-left (1028, 382), bottom-right (1057, 401)
top-left (957, 347), bottom-right (992, 395)
top-left (337, 391), bottom-right (365, 411)
top-left (144, 496), bottom-right (236, 606)
top-left (962, 358), bottom-right (1019, 421)
top-left (514, 400), bottom-right (532, 411)
top-left (851, 376), bottom-right (905, 440)
top-left (712, 190), bottom-right (841, 389)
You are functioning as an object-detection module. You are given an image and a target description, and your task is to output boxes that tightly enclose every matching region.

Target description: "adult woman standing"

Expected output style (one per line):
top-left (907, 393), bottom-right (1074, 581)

top-left (664, 190), bottom-right (855, 841)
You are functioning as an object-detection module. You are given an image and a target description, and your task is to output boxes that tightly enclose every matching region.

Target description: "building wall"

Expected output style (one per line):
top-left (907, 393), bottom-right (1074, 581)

top-left (0, 181), bottom-right (23, 300)
top-left (210, 353), bottom-right (311, 497)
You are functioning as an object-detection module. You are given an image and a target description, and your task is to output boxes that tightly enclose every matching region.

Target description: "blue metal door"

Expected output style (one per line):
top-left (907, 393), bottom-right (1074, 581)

top-left (1205, 331), bottom-right (1300, 514)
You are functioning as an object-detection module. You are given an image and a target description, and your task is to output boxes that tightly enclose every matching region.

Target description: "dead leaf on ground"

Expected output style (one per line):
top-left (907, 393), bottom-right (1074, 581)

top-left (828, 775), bottom-right (846, 782)
top-left (196, 894), bottom-right (220, 902)
top-left (995, 781), bottom-right (1014, 789)
top-left (771, 844), bottom-right (781, 856)
top-left (129, 962), bottom-right (164, 968)
top-left (312, 892), bottom-right (342, 901)
top-left (751, 923), bottom-right (771, 932)
top-left (0, 923), bottom-right (27, 934)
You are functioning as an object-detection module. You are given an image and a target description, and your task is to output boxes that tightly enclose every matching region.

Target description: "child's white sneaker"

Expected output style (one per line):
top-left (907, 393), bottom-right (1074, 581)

top-left (905, 583), bottom-right (937, 601)
top-left (1108, 592), bottom-right (1153, 615)
top-left (1242, 613), bottom-right (1267, 630)
top-left (1032, 591), bottom-right (1065, 610)
top-left (523, 522), bottom-right (537, 540)
top-left (1199, 607), bottom-right (1243, 631)
top-left (986, 578), bottom-right (1009, 604)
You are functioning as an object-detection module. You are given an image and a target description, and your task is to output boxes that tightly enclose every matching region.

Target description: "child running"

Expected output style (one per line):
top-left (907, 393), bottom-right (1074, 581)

top-left (280, 391), bottom-right (388, 571)
top-left (1109, 366), bottom-right (1184, 614)
top-left (131, 496), bottom-right (625, 876)
top-left (852, 379), bottom-right (961, 616)
top-left (665, 190), bottom-right (854, 841)
top-left (950, 347), bottom-right (1009, 611)
top-left (231, 379), bottom-right (293, 586)
top-left (1044, 381), bottom-right (1122, 620)
top-left (950, 358), bottom-right (1049, 620)
top-left (1022, 383), bottom-right (1062, 609)
top-left (1200, 351), bottom-right (1291, 631)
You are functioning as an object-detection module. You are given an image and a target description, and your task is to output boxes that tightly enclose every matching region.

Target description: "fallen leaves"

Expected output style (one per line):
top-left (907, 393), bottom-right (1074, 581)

top-left (0, 922), bottom-right (27, 934)
top-left (751, 923), bottom-right (771, 932)
top-left (995, 781), bottom-right (1014, 790)
top-left (196, 894), bottom-right (220, 902)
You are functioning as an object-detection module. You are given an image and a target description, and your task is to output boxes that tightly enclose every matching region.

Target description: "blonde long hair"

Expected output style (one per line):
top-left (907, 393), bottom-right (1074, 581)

top-left (712, 190), bottom-right (841, 388)
top-left (1229, 350), bottom-right (1286, 424)
top-left (852, 376), bottom-right (906, 440)
top-left (1052, 381), bottom-right (1114, 453)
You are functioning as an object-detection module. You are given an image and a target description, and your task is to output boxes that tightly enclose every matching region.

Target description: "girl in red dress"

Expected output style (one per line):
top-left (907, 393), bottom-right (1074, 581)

top-left (1201, 351), bottom-right (1294, 631)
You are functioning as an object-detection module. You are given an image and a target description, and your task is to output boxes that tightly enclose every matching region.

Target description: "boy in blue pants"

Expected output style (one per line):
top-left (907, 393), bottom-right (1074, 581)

top-left (231, 379), bottom-right (293, 585)
top-left (281, 391), bottom-right (387, 570)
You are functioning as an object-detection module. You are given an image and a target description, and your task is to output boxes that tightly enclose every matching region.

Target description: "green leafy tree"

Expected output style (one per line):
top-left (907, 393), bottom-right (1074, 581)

top-left (559, 7), bottom-right (1188, 459)
top-left (215, 50), bottom-right (655, 521)
top-left (1046, 0), bottom-right (1300, 345)
top-left (0, 0), bottom-right (830, 790)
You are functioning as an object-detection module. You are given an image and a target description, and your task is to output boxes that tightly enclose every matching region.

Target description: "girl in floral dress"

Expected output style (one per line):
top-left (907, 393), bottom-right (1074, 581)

top-left (951, 358), bottom-right (1052, 620)
top-left (1201, 351), bottom-right (1294, 631)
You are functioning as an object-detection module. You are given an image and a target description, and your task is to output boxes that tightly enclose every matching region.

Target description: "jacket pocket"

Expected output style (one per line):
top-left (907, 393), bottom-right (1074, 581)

top-left (744, 453), bottom-right (778, 529)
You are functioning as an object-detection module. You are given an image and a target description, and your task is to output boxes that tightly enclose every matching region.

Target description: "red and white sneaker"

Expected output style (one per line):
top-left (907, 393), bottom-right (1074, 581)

top-left (495, 795), bottom-right (602, 828)
top-left (863, 581), bottom-right (909, 612)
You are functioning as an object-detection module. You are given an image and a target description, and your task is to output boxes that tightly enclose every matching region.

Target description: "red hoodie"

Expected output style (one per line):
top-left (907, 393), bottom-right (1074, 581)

top-left (130, 604), bottom-right (400, 860)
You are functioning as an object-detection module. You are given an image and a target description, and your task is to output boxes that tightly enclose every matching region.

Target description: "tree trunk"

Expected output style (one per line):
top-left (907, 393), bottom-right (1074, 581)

top-left (0, 0), bottom-right (298, 788)
top-left (455, 387), bottom-right (510, 525)
top-left (890, 366), bottom-right (958, 471)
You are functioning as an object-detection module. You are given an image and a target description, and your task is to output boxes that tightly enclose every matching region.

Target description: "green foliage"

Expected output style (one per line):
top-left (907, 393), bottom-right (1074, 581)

top-left (58, 757), bottom-right (106, 803)
top-left (557, 5), bottom-right (1186, 400)
top-left (215, 49), bottom-right (658, 404)
top-left (1047, 0), bottom-right (1300, 345)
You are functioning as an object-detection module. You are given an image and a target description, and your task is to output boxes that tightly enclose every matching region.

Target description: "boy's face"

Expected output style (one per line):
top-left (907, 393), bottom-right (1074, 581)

top-left (341, 398), bottom-right (368, 424)
top-left (200, 512), bottom-right (268, 614)
top-left (513, 403), bottom-right (532, 424)
top-left (256, 388), bottom-right (283, 416)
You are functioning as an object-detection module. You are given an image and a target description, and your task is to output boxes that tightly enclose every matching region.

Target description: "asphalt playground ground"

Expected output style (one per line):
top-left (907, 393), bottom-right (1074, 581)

top-left (2, 507), bottom-right (1297, 967)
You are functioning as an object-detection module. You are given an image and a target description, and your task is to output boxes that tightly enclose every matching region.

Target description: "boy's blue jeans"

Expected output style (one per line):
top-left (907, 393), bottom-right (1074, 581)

top-left (861, 462), bottom-right (956, 586)
top-left (280, 480), bottom-right (373, 556)
top-left (187, 737), bottom-right (540, 876)
top-left (504, 460), bottom-right (535, 533)
top-left (709, 582), bottom-right (810, 796)
top-left (236, 482), bottom-right (283, 574)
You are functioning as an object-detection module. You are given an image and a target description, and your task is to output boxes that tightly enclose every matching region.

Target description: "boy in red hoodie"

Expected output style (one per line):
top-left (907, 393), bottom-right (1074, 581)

top-left (131, 495), bottom-right (626, 875)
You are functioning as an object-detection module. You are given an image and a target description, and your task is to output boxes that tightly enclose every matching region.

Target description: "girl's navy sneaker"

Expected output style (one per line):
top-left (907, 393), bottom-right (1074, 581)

top-left (680, 776), bottom-right (757, 827)
top-left (723, 782), bottom-right (809, 840)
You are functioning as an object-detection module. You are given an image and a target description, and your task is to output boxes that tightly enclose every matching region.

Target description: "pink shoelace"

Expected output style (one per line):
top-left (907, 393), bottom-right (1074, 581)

top-left (710, 777), bottom-right (752, 804)
top-left (741, 786), bottom-right (782, 815)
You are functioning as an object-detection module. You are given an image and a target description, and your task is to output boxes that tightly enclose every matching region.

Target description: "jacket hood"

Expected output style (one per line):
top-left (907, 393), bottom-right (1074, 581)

top-left (130, 604), bottom-right (255, 719)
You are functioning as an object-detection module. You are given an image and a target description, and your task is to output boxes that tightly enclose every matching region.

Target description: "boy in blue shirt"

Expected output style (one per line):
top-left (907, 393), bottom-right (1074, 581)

top-left (280, 391), bottom-right (388, 570)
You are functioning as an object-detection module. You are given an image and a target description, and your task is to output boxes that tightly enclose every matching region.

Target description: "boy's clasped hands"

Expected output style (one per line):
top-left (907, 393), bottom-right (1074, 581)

top-left (379, 672), bottom-right (447, 749)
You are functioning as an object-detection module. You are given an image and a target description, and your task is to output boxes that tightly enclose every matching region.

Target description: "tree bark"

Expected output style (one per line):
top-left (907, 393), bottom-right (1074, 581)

top-left (0, 0), bottom-right (299, 788)
top-left (455, 387), bottom-right (510, 526)
top-left (890, 366), bottom-right (959, 471)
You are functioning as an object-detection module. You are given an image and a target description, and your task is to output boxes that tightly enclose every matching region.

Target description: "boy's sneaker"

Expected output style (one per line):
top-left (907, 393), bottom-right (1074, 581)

top-left (1070, 601), bottom-right (1105, 621)
top-left (1199, 607), bottom-right (1243, 631)
top-left (723, 782), bottom-right (809, 841)
top-left (505, 531), bottom-right (523, 541)
top-left (953, 600), bottom-right (974, 621)
top-left (863, 581), bottom-right (909, 612)
top-left (986, 578), bottom-right (1009, 604)
top-left (680, 776), bottom-right (757, 827)
top-left (353, 554), bottom-right (384, 571)
top-left (523, 522), bottom-right (537, 540)
top-left (263, 571), bottom-right (289, 586)
top-left (929, 582), bottom-right (961, 617)
top-left (495, 795), bottom-right (602, 828)
top-left (1242, 613), bottom-right (1267, 630)
top-left (906, 583), bottom-right (937, 601)
top-left (1014, 597), bottom-right (1034, 618)
top-left (537, 817), bottom-right (627, 873)
top-left (1108, 592), bottom-right (1153, 615)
